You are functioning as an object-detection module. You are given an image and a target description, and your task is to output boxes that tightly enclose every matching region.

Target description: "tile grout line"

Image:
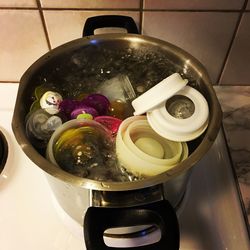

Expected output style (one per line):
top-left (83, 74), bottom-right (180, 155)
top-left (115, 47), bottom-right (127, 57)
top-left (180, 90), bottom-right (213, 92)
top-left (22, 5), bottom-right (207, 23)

top-left (41, 7), bottom-right (140, 12)
top-left (140, 9), bottom-right (245, 12)
top-left (139, 0), bottom-right (144, 34)
top-left (217, 0), bottom-right (249, 85)
top-left (36, 0), bottom-right (51, 50)
top-left (0, 7), bottom-right (37, 10)
top-left (34, 9), bottom-right (250, 13)
top-left (139, 8), bottom-right (250, 12)
top-left (0, 6), bottom-right (249, 12)
top-left (0, 81), bottom-right (19, 83)
top-left (0, 7), bottom-right (140, 11)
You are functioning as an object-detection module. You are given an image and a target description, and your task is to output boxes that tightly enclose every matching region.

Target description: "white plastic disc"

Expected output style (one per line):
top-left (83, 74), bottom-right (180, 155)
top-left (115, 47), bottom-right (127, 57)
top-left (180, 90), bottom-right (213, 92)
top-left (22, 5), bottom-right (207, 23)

top-left (132, 73), bottom-right (188, 115)
top-left (147, 85), bottom-right (209, 141)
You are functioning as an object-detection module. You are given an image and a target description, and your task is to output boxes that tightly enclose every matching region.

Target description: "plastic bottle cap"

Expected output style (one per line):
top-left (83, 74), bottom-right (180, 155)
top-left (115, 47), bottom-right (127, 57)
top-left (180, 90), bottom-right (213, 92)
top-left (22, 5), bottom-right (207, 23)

top-left (147, 85), bottom-right (209, 141)
top-left (132, 73), bottom-right (188, 115)
top-left (76, 113), bottom-right (93, 120)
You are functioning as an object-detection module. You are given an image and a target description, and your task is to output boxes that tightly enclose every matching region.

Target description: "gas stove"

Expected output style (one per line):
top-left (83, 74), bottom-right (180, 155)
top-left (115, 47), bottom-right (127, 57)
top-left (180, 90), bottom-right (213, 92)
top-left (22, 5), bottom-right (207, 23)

top-left (0, 83), bottom-right (249, 250)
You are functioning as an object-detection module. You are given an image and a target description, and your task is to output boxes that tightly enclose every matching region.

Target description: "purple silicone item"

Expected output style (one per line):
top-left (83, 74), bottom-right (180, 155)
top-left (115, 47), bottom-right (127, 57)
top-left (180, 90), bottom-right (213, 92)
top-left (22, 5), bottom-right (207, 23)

top-left (82, 94), bottom-right (110, 115)
top-left (59, 99), bottom-right (79, 117)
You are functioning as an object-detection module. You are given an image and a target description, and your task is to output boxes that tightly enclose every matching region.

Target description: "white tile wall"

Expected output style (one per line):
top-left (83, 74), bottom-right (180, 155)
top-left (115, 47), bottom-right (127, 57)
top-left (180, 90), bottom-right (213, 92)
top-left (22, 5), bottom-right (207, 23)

top-left (41, 0), bottom-right (140, 9)
top-left (0, 1), bottom-right (249, 85)
top-left (0, 0), bottom-right (37, 7)
top-left (220, 13), bottom-right (250, 85)
top-left (0, 10), bottom-right (49, 81)
top-left (144, 0), bottom-right (245, 10)
top-left (142, 11), bottom-right (239, 84)
top-left (43, 10), bottom-right (140, 48)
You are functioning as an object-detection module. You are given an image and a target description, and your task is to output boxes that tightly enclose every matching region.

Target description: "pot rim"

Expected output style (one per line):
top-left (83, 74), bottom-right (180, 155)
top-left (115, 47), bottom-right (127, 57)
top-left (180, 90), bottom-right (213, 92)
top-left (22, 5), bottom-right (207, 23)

top-left (12, 33), bottom-right (222, 191)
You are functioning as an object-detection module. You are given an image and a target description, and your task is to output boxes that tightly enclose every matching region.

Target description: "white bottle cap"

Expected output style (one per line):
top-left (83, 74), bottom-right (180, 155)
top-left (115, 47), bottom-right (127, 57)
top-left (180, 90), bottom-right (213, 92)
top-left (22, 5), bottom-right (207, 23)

top-left (132, 73), bottom-right (188, 115)
top-left (147, 85), bottom-right (209, 141)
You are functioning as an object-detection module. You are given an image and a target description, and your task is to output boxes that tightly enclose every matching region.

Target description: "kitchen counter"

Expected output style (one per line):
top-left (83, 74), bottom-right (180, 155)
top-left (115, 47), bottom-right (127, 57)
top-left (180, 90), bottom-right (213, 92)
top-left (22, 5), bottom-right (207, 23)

top-left (215, 86), bottom-right (250, 229)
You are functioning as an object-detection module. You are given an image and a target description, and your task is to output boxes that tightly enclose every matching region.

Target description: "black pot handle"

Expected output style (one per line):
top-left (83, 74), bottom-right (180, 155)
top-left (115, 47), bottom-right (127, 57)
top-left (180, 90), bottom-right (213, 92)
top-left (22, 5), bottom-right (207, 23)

top-left (0, 131), bottom-right (8, 174)
top-left (84, 200), bottom-right (179, 250)
top-left (82, 15), bottom-right (139, 36)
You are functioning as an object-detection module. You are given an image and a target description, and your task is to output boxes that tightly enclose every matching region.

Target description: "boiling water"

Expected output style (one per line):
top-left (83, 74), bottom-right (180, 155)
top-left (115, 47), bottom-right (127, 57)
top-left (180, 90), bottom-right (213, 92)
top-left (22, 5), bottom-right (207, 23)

top-left (32, 46), bottom-right (197, 100)
top-left (27, 43), bottom-right (200, 181)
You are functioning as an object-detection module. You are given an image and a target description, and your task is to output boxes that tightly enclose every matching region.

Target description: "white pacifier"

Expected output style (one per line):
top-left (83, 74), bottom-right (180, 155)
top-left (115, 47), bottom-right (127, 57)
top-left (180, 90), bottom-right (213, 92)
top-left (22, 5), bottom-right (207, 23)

top-left (40, 91), bottom-right (63, 115)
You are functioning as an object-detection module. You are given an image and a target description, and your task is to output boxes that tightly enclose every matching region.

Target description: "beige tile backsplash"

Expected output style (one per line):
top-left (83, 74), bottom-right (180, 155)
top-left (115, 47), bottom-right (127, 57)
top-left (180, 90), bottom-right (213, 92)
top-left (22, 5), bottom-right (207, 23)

top-left (220, 13), bottom-right (250, 85)
top-left (0, 10), bottom-right (49, 82)
top-left (44, 10), bottom-right (140, 48)
top-left (41, 0), bottom-right (140, 9)
top-left (143, 11), bottom-right (238, 84)
top-left (144, 0), bottom-right (245, 10)
top-left (247, 1), bottom-right (250, 10)
top-left (0, 0), bottom-right (37, 7)
top-left (0, 0), bottom-right (249, 85)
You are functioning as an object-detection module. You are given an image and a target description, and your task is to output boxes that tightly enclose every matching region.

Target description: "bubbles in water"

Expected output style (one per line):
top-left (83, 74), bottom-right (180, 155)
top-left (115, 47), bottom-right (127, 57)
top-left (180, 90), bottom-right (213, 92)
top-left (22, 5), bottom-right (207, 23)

top-left (35, 45), bottom-right (185, 101)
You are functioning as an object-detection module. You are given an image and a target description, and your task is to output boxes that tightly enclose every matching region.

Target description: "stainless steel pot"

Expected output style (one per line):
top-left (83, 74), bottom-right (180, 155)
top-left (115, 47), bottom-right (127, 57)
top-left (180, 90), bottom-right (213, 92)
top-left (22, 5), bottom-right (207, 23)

top-left (12, 15), bottom-right (222, 249)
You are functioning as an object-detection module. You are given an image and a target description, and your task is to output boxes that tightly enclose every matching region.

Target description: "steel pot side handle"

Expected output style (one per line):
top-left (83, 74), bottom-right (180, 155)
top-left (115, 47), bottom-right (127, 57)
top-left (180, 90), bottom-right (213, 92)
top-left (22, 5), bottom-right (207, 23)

top-left (84, 200), bottom-right (179, 250)
top-left (82, 15), bottom-right (139, 36)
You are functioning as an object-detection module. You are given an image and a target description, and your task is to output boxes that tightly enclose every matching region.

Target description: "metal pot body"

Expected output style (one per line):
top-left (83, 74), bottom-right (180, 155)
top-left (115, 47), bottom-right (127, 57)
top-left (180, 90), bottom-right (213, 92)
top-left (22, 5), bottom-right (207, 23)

top-left (12, 15), bottom-right (222, 249)
top-left (46, 168), bottom-right (191, 225)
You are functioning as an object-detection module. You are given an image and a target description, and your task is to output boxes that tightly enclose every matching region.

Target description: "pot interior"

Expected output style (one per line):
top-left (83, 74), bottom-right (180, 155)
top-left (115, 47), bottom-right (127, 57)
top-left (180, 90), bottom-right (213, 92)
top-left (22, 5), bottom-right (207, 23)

top-left (13, 33), bottom-right (221, 189)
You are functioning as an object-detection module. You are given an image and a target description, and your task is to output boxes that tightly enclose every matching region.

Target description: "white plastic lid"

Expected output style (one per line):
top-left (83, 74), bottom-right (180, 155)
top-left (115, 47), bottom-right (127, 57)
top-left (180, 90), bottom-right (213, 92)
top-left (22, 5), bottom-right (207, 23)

top-left (147, 85), bottom-right (209, 142)
top-left (132, 73), bottom-right (188, 115)
top-left (115, 116), bottom-right (188, 177)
